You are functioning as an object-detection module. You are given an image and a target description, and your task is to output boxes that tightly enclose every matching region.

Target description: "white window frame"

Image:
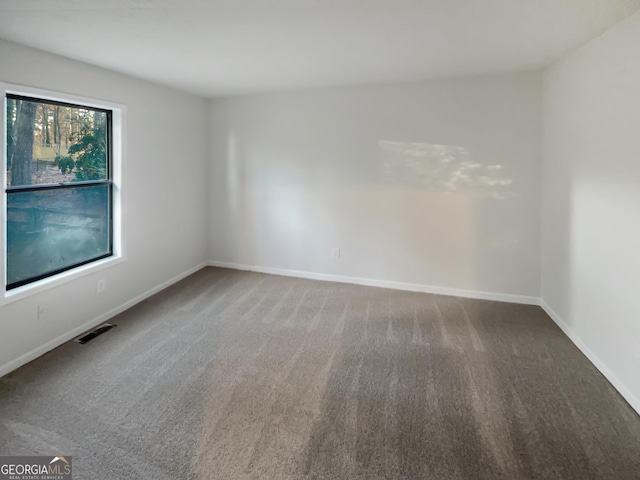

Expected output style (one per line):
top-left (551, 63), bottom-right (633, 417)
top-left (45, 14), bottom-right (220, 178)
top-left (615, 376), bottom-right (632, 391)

top-left (1, 83), bottom-right (126, 305)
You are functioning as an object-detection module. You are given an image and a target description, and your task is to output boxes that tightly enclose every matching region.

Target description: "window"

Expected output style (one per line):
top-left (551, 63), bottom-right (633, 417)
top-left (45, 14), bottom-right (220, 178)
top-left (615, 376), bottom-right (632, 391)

top-left (5, 94), bottom-right (113, 290)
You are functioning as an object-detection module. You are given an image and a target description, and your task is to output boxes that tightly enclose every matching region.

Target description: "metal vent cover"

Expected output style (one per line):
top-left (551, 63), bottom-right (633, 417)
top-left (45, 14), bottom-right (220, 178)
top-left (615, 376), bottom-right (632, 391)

top-left (74, 323), bottom-right (116, 344)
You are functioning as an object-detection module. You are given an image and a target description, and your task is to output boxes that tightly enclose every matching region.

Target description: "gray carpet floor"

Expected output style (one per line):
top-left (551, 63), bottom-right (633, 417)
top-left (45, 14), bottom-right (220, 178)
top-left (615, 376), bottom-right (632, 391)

top-left (1, 267), bottom-right (639, 479)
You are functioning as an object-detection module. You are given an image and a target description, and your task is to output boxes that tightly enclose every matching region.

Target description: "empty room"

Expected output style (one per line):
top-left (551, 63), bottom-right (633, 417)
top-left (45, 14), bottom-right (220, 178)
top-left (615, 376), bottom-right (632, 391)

top-left (1, 1), bottom-right (640, 479)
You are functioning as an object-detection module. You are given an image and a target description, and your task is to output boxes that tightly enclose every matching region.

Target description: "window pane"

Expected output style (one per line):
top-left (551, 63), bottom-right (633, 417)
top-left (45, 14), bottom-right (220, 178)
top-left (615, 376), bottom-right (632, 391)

top-left (6, 97), bottom-right (108, 186)
top-left (7, 185), bottom-right (111, 287)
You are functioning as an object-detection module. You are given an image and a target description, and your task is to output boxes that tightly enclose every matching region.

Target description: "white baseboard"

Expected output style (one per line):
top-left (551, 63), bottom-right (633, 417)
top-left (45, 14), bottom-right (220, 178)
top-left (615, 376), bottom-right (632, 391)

top-left (4, 259), bottom-right (637, 417)
top-left (207, 260), bottom-right (540, 305)
top-left (0, 262), bottom-right (208, 378)
top-left (540, 300), bottom-right (640, 416)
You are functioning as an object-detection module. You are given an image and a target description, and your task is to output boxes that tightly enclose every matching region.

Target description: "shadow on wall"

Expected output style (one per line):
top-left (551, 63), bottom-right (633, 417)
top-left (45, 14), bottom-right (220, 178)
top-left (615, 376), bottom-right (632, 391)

top-left (378, 141), bottom-right (513, 200)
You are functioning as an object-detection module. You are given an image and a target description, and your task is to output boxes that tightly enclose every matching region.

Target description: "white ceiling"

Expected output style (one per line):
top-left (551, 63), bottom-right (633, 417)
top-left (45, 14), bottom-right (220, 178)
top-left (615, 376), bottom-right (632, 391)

top-left (0, 0), bottom-right (639, 98)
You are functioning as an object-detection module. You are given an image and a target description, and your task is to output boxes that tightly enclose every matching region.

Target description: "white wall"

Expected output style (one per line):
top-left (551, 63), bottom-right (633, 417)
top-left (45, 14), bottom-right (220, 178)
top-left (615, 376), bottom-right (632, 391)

top-left (0, 40), bottom-right (209, 374)
top-left (542, 11), bottom-right (640, 412)
top-left (208, 73), bottom-right (542, 301)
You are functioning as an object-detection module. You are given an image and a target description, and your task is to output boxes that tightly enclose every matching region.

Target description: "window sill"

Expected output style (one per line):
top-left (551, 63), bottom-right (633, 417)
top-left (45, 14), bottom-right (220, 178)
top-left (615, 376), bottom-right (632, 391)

top-left (1, 254), bottom-right (125, 307)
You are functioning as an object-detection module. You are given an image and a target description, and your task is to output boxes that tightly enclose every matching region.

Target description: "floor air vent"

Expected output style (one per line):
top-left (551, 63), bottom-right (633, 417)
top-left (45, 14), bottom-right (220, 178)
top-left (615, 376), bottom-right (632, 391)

top-left (75, 324), bottom-right (116, 344)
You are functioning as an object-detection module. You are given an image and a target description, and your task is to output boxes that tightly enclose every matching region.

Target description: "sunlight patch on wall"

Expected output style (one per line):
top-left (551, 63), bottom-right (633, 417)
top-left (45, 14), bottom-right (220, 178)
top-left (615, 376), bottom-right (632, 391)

top-left (379, 141), bottom-right (512, 200)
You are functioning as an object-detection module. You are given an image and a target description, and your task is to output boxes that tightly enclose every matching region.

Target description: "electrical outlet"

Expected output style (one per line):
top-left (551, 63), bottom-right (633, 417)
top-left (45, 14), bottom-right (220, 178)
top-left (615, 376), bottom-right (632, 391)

top-left (331, 248), bottom-right (340, 259)
top-left (97, 279), bottom-right (106, 293)
top-left (37, 304), bottom-right (49, 321)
